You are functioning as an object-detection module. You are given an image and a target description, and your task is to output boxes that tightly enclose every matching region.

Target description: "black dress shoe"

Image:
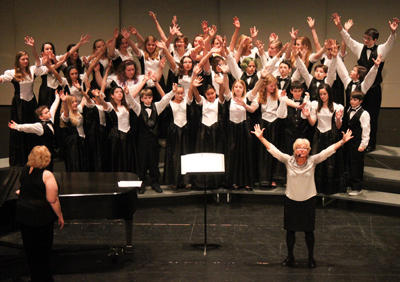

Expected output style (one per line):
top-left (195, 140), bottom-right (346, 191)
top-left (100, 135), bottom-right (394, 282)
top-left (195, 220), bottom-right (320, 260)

top-left (308, 258), bottom-right (317, 268)
top-left (138, 183), bottom-right (146, 194)
top-left (282, 256), bottom-right (295, 267)
top-left (152, 183), bottom-right (163, 193)
top-left (366, 146), bottom-right (375, 153)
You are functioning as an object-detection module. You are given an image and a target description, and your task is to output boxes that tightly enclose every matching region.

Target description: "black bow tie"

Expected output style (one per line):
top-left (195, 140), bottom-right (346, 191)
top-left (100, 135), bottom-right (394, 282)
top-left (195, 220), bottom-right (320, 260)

top-left (43, 120), bottom-right (53, 125)
top-left (366, 45), bottom-right (377, 51)
top-left (278, 77), bottom-right (288, 82)
top-left (144, 105), bottom-right (152, 109)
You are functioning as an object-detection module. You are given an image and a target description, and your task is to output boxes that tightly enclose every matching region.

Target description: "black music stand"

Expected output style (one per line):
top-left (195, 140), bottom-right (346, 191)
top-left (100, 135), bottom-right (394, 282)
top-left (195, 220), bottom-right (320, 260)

top-left (181, 153), bottom-right (225, 255)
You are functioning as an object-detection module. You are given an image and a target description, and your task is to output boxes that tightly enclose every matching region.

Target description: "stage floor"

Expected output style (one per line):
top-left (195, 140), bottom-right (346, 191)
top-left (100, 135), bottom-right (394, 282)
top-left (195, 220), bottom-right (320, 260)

top-left (1, 198), bottom-right (400, 282)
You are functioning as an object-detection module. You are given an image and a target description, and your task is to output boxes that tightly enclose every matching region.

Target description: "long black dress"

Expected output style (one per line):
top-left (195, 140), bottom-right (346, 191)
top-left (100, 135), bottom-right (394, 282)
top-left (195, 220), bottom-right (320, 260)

top-left (61, 113), bottom-right (88, 172)
top-left (163, 98), bottom-right (192, 187)
top-left (1, 66), bottom-right (48, 166)
top-left (311, 103), bottom-right (346, 194)
top-left (224, 95), bottom-right (255, 188)
top-left (83, 104), bottom-right (108, 172)
top-left (105, 105), bottom-right (138, 173)
top-left (195, 97), bottom-right (226, 188)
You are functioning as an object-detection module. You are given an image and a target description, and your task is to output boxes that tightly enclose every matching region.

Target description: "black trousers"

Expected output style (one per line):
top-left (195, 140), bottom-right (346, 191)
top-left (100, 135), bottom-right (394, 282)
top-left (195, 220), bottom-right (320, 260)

top-left (345, 144), bottom-right (365, 191)
top-left (20, 221), bottom-right (55, 282)
top-left (363, 84), bottom-right (381, 148)
top-left (137, 135), bottom-right (160, 184)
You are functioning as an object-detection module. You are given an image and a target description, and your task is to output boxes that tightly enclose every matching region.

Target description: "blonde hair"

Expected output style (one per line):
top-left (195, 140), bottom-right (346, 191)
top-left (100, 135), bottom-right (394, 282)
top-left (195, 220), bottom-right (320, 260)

top-left (258, 74), bottom-right (278, 104)
top-left (292, 138), bottom-right (311, 156)
top-left (144, 36), bottom-right (160, 61)
top-left (231, 80), bottom-right (247, 99)
top-left (65, 95), bottom-right (81, 126)
top-left (27, 146), bottom-right (51, 169)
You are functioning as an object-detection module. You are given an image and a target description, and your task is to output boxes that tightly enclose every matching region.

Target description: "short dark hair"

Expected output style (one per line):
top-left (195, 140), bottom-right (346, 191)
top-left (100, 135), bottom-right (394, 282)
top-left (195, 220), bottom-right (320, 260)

top-left (280, 60), bottom-right (292, 69)
top-left (355, 66), bottom-right (368, 81)
top-left (350, 90), bottom-right (365, 101)
top-left (364, 28), bottom-right (379, 40)
top-left (290, 80), bottom-right (304, 90)
top-left (315, 64), bottom-right (328, 73)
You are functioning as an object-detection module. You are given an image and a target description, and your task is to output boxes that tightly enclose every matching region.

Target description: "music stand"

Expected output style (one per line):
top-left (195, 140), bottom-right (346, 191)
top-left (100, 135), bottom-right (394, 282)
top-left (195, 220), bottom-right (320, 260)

top-left (181, 153), bottom-right (225, 255)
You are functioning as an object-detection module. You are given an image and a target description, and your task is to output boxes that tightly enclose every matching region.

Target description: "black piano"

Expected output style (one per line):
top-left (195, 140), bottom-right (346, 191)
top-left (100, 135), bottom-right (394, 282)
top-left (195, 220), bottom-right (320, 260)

top-left (0, 169), bottom-right (138, 253)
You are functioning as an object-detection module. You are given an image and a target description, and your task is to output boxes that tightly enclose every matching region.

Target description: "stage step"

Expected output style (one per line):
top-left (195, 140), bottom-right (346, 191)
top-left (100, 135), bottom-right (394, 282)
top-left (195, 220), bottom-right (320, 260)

top-left (329, 190), bottom-right (400, 207)
top-left (367, 145), bottom-right (400, 158)
top-left (138, 186), bottom-right (400, 208)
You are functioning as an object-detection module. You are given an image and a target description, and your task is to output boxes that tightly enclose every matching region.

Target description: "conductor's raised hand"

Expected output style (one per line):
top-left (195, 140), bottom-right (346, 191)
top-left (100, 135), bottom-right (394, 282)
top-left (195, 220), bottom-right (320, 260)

top-left (251, 124), bottom-right (265, 139)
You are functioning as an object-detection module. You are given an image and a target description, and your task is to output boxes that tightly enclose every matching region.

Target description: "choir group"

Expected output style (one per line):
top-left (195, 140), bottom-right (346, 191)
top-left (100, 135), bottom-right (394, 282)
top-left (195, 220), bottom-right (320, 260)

top-left (2, 12), bottom-right (399, 196)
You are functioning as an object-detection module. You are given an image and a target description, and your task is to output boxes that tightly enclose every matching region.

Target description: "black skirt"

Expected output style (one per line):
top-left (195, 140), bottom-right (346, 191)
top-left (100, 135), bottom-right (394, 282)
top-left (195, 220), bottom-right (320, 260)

top-left (284, 196), bottom-right (316, 232)
top-left (257, 118), bottom-right (286, 185)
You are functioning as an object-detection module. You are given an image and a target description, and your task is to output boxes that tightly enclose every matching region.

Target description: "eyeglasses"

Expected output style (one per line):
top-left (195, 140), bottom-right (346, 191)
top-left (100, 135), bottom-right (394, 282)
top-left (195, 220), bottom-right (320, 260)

top-left (296, 147), bottom-right (308, 151)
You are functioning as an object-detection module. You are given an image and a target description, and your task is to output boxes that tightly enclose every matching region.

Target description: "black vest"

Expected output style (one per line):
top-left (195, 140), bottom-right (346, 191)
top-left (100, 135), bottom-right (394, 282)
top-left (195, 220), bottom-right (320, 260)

top-left (357, 45), bottom-right (384, 86)
top-left (39, 121), bottom-right (55, 155)
top-left (284, 98), bottom-right (309, 135)
top-left (342, 107), bottom-right (364, 148)
top-left (345, 81), bottom-right (361, 109)
top-left (240, 72), bottom-right (259, 91)
top-left (307, 78), bottom-right (325, 101)
top-left (138, 102), bottom-right (159, 138)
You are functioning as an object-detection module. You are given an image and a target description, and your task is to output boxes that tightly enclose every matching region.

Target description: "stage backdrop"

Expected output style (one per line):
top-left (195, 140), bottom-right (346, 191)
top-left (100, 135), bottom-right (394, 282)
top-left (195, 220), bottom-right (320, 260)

top-left (0, 0), bottom-right (399, 106)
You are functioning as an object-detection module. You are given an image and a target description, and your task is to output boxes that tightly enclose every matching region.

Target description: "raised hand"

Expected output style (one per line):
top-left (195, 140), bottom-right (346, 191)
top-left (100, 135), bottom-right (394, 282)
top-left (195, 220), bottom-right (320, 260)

top-left (292, 46), bottom-right (300, 58)
top-left (261, 65), bottom-right (270, 77)
top-left (389, 18), bottom-right (400, 33)
top-left (234, 96), bottom-right (245, 106)
top-left (129, 26), bottom-right (138, 35)
top-left (250, 26), bottom-right (259, 39)
top-left (372, 54), bottom-right (383, 67)
top-left (255, 40), bottom-right (264, 52)
top-left (341, 129), bottom-right (353, 143)
top-left (344, 19), bottom-right (354, 31)
top-left (214, 74), bottom-right (223, 85)
top-left (331, 40), bottom-right (339, 57)
top-left (73, 81), bottom-right (81, 90)
top-left (233, 17), bottom-right (240, 28)
top-left (79, 34), bottom-right (91, 45)
top-left (307, 17), bottom-right (315, 29)
top-left (24, 36), bottom-right (35, 47)
top-left (192, 76), bottom-right (203, 88)
top-left (172, 83), bottom-right (178, 93)
top-left (156, 40), bottom-right (166, 50)
top-left (280, 90), bottom-right (287, 98)
top-left (302, 107), bottom-right (310, 117)
top-left (193, 64), bottom-right (203, 76)
top-left (209, 25), bottom-right (217, 37)
top-left (170, 24), bottom-right (181, 36)
top-left (149, 11), bottom-right (157, 22)
top-left (57, 89), bottom-right (66, 102)
top-left (335, 108), bottom-right (343, 120)
top-left (201, 21), bottom-right (209, 34)
top-left (331, 13), bottom-right (342, 28)
top-left (113, 27), bottom-right (119, 39)
top-left (251, 124), bottom-right (265, 139)
top-left (171, 15), bottom-right (177, 26)
top-left (121, 28), bottom-right (130, 39)
top-left (289, 28), bottom-right (299, 41)
top-left (269, 33), bottom-right (278, 43)
top-left (159, 57), bottom-right (167, 70)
